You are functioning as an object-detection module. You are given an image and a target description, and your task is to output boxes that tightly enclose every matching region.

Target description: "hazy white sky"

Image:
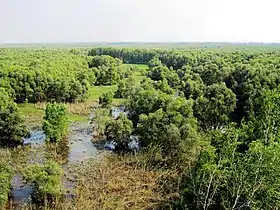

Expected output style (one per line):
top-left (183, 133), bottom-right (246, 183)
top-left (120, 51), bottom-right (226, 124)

top-left (1, 0), bottom-right (280, 43)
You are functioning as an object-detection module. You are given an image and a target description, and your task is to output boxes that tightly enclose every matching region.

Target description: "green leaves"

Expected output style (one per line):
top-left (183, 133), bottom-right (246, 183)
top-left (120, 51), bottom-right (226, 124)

top-left (105, 113), bottom-right (133, 151)
top-left (99, 91), bottom-right (114, 108)
top-left (0, 161), bottom-right (14, 207)
top-left (23, 160), bottom-right (63, 202)
top-left (0, 49), bottom-right (91, 103)
top-left (43, 103), bottom-right (69, 143)
top-left (0, 90), bottom-right (28, 146)
top-left (89, 55), bottom-right (122, 86)
top-left (194, 83), bottom-right (237, 128)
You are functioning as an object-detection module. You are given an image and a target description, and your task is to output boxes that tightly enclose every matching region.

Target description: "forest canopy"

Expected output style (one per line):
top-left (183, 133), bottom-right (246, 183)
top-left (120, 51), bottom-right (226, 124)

top-left (2, 46), bottom-right (280, 209)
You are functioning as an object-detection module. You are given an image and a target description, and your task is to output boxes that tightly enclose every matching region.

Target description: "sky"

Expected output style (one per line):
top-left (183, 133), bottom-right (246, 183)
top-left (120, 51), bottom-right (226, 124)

top-left (0, 0), bottom-right (280, 43)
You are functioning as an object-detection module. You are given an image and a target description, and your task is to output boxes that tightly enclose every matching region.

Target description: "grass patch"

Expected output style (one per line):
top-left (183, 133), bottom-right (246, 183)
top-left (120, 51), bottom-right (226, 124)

top-left (121, 64), bottom-right (148, 70)
top-left (88, 64), bottom-right (148, 104)
top-left (19, 103), bottom-right (90, 127)
top-left (18, 103), bottom-right (44, 129)
top-left (88, 85), bottom-right (117, 101)
top-left (68, 114), bottom-right (88, 123)
top-left (88, 86), bottom-right (127, 106)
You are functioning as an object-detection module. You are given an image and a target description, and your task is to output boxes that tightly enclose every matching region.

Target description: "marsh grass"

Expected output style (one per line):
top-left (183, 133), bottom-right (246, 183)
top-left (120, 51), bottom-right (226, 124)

top-left (16, 153), bottom-right (179, 210)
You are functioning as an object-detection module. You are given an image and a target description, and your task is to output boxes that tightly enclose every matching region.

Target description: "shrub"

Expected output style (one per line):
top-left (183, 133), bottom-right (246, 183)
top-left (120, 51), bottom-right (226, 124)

top-left (0, 90), bottom-right (28, 146)
top-left (91, 108), bottom-right (111, 138)
top-left (0, 161), bottom-right (14, 207)
top-left (43, 103), bottom-right (69, 143)
top-left (23, 160), bottom-right (63, 203)
top-left (99, 92), bottom-right (114, 108)
top-left (105, 113), bottom-right (133, 151)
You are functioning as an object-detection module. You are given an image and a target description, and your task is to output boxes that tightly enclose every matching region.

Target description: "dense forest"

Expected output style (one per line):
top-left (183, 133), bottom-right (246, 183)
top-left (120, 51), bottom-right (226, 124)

top-left (1, 47), bottom-right (280, 209)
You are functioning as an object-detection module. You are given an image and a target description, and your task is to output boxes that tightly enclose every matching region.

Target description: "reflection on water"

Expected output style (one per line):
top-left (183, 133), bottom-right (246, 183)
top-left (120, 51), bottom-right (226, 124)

top-left (22, 123), bottom-right (97, 164)
top-left (68, 124), bottom-right (97, 162)
top-left (10, 106), bottom-right (133, 207)
top-left (10, 174), bottom-right (33, 209)
top-left (11, 122), bottom-right (98, 208)
top-left (128, 135), bottom-right (140, 150)
top-left (111, 105), bottom-right (128, 119)
top-left (23, 130), bottom-right (46, 145)
top-left (45, 137), bottom-right (70, 164)
top-left (103, 136), bottom-right (140, 151)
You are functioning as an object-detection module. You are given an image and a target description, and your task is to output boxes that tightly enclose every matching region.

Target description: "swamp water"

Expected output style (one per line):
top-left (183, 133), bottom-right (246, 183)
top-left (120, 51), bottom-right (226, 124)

top-left (10, 122), bottom-right (98, 209)
top-left (9, 106), bottom-right (138, 208)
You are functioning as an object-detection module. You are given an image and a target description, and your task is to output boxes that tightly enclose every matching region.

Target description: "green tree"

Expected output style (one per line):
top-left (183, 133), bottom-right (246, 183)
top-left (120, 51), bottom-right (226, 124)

top-left (43, 103), bottom-right (68, 143)
top-left (194, 83), bottom-right (237, 128)
top-left (99, 91), bottom-right (114, 108)
top-left (23, 160), bottom-right (63, 203)
top-left (91, 108), bottom-right (111, 137)
top-left (105, 113), bottom-right (133, 151)
top-left (0, 89), bottom-right (28, 146)
top-left (251, 88), bottom-right (280, 145)
top-left (181, 125), bottom-right (280, 209)
top-left (0, 161), bottom-right (13, 207)
top-left (115, 77), bottom-right (137, 98)
top-left (89, 55), bottom-right (122, 85)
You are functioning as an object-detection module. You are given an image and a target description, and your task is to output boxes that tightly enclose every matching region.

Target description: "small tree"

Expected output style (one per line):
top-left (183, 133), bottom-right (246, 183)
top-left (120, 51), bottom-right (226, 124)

top-left (105, 113), bottom-right (133, 151)
top-left (23, 160), bottom-right (63, 203)
top-left (0, 89), bottom-right (28, 146)
top-left (99, 92), bottom-right (113, 108)
top-left (115, 77), bottom-right (137, 99)
top-left (0, 161), bottom-right (13, 207)
top-left (43, 103), bottom-right (68, 143)
top-left (194, 83), bottom-right (236, 129)
top-left (91, 108), bottom-right (111, 137)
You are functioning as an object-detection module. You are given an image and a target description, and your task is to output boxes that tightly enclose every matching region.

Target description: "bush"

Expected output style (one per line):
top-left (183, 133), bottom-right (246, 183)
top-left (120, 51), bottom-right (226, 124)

top-left (0, 161), bottom-right (14, 207)
top-left (91, 108), bottom-right (111, 138)
top-left (23, 160), bottom-right (63, 203)
top-left (43, 103), bottom-right (68, 143)
top-left (0, 90), bottom-right (28, 146)
top-left (105, 113), bottom-right (133, 151)
top-left (99, 92), bottom-right (114, 108)
top-left (115, 77), bottom-right (137, 99)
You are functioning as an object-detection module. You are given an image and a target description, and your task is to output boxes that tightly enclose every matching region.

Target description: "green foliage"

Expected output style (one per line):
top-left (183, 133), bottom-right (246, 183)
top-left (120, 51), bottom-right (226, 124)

top-left (226, 63), bottom-right (280, 122)
top-left (153, 79), bottom-right (174, 95)
top-left (180, 125), bottom-right (280, 209)
top-left (43, 103), bottom-right (68, 143)
top-left (23, 160), bottom-right (63, 202)
top-left (148, 64), bottom-right (180, 88)
top-left (99, 91), bottom-right (114, 108)
top-left (0, 49), bottom-right (92, 103)
top-left (114, 76), bottom-right (137, 98)
top-left (91, 108), bottom-right (111, 137)
top-left (0, 89), bottom-right (28, 146)
top-left (179, 66), bottom-right (205, 100)
top-left (0, 161), bottom-right (14, 207)
top-left (194, 83), bottom-right (237, 128)
top-left (2, 47), bottom-right (280, 208)
top-left (136, 96), bottom-right (198, 163)
top-left (89, 55), bottom-right (122, 85)
top-left (127, 87), bottom-right (171, 125)
top-left (148, 57), bottom-right (162, 68)
top-left (105, 113), bottom-right (133, 151)
top-left (253, 88), bottom-right (280, 144)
